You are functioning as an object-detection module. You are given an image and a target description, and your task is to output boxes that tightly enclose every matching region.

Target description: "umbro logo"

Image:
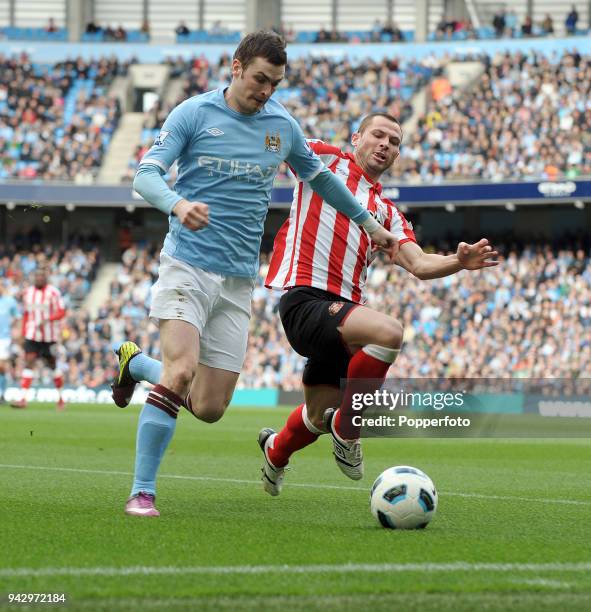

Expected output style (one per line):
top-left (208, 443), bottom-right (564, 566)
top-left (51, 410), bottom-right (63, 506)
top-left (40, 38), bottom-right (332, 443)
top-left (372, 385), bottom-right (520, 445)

top-left (206, 128), bottom-right (224, 136)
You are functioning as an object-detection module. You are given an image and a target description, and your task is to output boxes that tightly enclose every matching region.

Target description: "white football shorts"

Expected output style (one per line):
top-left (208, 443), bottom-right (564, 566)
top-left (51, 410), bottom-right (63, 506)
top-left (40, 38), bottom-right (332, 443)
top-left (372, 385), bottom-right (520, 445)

top-left (0, 338), bottom-right (10, 360)
top-left (149, 253), bottom-right (253, 373)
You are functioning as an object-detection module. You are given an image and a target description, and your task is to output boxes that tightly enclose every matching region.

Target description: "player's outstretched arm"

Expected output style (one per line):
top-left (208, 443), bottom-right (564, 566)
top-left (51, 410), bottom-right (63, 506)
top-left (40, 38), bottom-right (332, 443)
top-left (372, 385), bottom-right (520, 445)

top-left (396, 239), bottom-right (498, 280)
top-left (133, 164), bottom-right (208, 231)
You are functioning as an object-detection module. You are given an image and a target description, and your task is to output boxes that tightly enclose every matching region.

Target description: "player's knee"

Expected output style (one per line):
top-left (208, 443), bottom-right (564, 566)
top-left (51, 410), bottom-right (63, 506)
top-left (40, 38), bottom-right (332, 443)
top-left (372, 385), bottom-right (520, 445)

top-left (191, 387), bottom-right (232, 423)
top-left (194, 398), bottom-right (229, 423)
top-left (381, 319), bottom-right (403, 349)
top-left (196, 408), bottom-right (224, 423)
top-left (166, 364), bottom-right (197, 395)
top-left (307, 410), bottom-right (327, 432)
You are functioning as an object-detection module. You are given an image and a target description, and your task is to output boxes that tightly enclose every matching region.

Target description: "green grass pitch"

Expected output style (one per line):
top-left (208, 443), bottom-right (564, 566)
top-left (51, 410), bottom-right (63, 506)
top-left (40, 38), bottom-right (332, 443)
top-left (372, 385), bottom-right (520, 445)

top-left (1, 403), bottom-right (591, 611)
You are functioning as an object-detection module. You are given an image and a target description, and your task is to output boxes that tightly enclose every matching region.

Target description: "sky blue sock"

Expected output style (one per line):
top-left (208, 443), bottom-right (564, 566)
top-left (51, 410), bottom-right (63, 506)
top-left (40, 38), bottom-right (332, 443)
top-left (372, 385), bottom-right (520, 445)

top-left (131, 402), bottom-right (177, 496)
top-left (129, 353), bottom-right (162, 385)
top-left (0, 373), bottom-right (5, 397)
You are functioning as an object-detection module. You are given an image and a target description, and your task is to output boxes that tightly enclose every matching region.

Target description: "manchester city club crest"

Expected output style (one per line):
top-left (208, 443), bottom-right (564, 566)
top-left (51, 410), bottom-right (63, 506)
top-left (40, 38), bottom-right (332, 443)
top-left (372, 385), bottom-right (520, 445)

top-left (265, 131), bottom-right (281, 153)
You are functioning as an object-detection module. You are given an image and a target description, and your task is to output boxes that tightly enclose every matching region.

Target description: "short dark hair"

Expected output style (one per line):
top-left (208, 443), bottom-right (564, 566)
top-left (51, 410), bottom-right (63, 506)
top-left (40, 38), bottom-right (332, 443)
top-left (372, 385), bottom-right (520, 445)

top-left (233, 30), bottom-right (287, 70)
top-left (358, 112), bottom-right (401, 134)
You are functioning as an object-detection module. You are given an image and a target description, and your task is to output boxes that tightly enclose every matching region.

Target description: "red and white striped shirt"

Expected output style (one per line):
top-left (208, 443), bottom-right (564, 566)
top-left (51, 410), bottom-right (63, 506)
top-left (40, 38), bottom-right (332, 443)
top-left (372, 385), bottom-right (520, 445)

top-left (21, 284), bottom-right (66, 343)
top-left (266, 140), bottom-right (416, 304)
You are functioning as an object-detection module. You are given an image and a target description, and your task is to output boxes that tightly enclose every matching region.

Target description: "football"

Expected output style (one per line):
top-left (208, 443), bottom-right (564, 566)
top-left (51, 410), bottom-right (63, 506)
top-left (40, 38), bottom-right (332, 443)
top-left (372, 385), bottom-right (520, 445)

top-left (370, 466), bottom-right (438, 529)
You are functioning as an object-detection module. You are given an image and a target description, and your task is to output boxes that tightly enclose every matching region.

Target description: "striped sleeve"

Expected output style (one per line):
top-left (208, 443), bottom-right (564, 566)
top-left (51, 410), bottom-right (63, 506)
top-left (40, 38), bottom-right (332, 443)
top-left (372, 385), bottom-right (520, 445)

top-left (380, 197), bottom-right (416, 244)
top-left (287, 140), bottom-right (344, 178)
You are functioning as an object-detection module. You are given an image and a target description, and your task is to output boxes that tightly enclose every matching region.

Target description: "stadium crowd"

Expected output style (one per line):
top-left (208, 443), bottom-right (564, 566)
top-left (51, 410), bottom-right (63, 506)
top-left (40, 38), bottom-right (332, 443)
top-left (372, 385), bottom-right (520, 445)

top-left (390, 50), bottom-right (591, 182)
top-left (123, 49), bottom-right (590, 184)
top-left (2, 236), bottom-right (590, 393)
top-left (0, 54), bottom-right (126, 181)
top-left (2, 48), bottom-right (588, 186)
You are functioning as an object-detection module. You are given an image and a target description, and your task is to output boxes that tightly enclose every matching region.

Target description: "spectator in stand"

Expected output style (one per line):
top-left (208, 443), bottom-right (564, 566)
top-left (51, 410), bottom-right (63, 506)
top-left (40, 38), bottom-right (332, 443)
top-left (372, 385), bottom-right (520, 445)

top-left (175, 21), bottom-right (190, 36)
top-left (370, 19), bottom-right (382, 42)
top-left (86, 21), bottom-right (100, 34)
top-left (541, 14), bottom-right (554, 35)
top-left (381, 21), bottom-right (403, 42)
top-left (140, 20), bottom-right (150, 38)
top-left (103, 25), bottom-right (116, 40)
top-left (114, 25), bottom-right (128, 41)
top-left (504, 10), bottom-right (519, 37)
top-left (45, 17), bottom-right (58, 33)
top-left (316, 26), bottom-right (330, 42)
top-left (278, 23), bottom-right (296, 43)
top-left (492, 9), bottom-right (506, 37)
top-left (431, 75), bottom-right (452, 102)
top-left (521, 15), bottom-right (533, 36)
top-left (329, 27), bottom-right (344, 42)
top-left (209, 20), bottom-right (227, 36)
top-left (565, 6), bottom-right (578, 35)
top-left (174, 21), bottom-right (191, 36)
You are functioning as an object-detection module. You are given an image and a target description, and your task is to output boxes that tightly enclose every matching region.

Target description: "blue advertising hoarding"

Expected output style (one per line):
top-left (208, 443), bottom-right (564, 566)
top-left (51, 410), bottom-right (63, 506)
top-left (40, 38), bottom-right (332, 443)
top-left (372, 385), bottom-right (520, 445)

top-left (0, 179), bottom-right (590, 208)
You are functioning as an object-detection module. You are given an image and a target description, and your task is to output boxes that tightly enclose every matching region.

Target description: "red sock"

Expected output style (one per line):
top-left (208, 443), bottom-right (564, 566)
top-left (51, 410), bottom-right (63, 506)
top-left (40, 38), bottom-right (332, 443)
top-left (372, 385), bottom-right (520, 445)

top-left (18, 369), bottom-right (33, 404)
top-left (21, 368), bottom-right (33, 388)
top-left (334, 346), bottom-right (398, 440)
top-left (267, 404), bottom-right (321, 468)
top-left (53, 371), bottom-right (64, 399)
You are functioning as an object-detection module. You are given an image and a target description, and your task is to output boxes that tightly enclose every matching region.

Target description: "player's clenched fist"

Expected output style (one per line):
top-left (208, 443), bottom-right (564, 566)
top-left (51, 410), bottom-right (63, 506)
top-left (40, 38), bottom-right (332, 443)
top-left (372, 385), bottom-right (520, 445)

top-left (369, 226), bottom-right (400, 263)
top-left (173, 199), bottom-right (209, 230)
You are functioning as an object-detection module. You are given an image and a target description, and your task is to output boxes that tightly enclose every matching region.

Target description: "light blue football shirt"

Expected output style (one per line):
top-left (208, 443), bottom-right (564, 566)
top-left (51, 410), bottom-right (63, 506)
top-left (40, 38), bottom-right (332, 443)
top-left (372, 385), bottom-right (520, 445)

top-left (0, 294), bottom-right (18, 340)
top-left (140, 88), bottom-right (324, 278)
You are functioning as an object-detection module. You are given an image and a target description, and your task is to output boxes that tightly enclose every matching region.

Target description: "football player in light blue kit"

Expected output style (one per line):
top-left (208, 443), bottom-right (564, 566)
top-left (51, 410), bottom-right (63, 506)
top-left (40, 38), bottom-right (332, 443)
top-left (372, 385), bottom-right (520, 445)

top-left (112, 31), bottom-right (399, 516)
top-left (0, 282), bottom-right (18, 403)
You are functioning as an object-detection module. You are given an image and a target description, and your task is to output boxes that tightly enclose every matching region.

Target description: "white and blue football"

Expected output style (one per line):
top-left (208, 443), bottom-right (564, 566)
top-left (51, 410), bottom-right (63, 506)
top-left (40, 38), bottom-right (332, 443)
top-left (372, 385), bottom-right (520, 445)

top-left (370, 465), bottom-right (438, 529)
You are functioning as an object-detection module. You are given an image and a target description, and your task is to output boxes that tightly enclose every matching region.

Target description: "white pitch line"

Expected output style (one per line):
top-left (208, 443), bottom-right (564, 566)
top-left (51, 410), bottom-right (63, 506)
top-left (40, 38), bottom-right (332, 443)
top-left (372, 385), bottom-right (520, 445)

top-left (1, 463), bottom-right (590, 507)
top-left (514, 578), bottom-right (574, 588)
top-left (1, 562), bottom-right (591, 579)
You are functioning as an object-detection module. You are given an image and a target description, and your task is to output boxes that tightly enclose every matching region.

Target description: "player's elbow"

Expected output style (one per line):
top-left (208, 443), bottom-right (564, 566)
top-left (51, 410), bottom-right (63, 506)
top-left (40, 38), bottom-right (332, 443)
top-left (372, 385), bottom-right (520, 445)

top-left (132, 168), bottom-right (147, 198)
top-left (412, 269), bottom-right (429, 281)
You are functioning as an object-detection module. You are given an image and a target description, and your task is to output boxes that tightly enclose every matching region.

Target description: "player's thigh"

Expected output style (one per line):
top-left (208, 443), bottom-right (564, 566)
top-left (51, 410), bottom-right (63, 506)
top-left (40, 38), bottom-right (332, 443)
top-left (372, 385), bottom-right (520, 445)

top-left (189, 364), bottom-right (239, 423)
top-left (40, 342), bottom-right (58, 369)
top-left (159, 319), bottom-right (200, 390)
top-left (279, 287), bottom-right (358, 360)
top-left (150, 253), bottom-right (222, 389)
top-left (191, 275), bottom-right (252, 420)
top-left (304, 384), bottom-right (342, 430)
top-left (0, 339), bottom-right (11, 362)
top-left (149, 252), bottom-right (219, 347)
top-left (23, 340), bottom-right (39, 366)
top-left (199, 275), bottom-right (251, 376)
top-left (338, 306), bottom-right (403, 349)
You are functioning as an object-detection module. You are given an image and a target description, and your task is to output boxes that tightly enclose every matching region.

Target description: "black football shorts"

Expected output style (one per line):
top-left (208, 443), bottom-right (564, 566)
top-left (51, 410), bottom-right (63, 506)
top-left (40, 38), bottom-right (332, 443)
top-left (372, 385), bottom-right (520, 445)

top-left (278, 286), bottom-right (360, 388)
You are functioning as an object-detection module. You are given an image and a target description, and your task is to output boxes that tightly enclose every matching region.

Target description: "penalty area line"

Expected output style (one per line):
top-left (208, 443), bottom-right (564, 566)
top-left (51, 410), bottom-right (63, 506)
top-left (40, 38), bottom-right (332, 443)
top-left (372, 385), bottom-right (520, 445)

top-left (0, 463), bottom-right (590, 507)
top-left (1, 562), bottom-right (591, 578)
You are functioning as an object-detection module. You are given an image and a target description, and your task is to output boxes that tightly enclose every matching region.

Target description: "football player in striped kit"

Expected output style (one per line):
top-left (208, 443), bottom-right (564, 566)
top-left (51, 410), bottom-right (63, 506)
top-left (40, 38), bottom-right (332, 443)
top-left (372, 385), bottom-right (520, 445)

top-left (259, 112), bottom-right (500, 495)
top-left (11, 265), bottom-right (66, 410)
